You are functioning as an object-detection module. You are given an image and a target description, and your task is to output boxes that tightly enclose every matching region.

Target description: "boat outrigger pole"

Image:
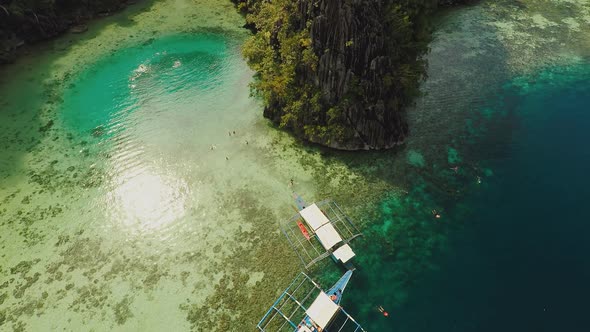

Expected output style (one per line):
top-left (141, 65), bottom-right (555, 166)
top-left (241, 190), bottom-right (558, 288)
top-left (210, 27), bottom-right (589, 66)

top-left (257, 270), bottom-right (366, 332)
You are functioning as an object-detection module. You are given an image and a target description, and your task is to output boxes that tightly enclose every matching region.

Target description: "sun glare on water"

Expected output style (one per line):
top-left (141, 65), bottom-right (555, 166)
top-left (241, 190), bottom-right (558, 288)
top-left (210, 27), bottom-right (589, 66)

top-left (107, 169), bottom-right (189, 234)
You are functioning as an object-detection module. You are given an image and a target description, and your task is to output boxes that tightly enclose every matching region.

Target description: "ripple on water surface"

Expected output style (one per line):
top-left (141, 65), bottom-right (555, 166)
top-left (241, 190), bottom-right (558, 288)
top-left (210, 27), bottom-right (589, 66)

top-left (61, 35), bottom-right (229, 133)
top-left (58, 33), bottom-right (250, 240)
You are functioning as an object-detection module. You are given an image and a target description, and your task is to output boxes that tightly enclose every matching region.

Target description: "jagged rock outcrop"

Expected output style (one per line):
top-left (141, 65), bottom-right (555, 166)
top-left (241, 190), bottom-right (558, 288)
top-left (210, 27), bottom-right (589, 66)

top-left (298, 0), bottom-right (410, 149)
top-left (240, 0), bottom-right (473, 150)
top-left (243, 0), bottom-right (439, 150)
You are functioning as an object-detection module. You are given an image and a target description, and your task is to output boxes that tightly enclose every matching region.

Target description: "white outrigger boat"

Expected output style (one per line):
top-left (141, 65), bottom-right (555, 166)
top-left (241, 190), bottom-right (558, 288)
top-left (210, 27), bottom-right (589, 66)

top-left (281, 194), bottom-right (363, 269)
top-left (257, 270), bottom-right (366, 331)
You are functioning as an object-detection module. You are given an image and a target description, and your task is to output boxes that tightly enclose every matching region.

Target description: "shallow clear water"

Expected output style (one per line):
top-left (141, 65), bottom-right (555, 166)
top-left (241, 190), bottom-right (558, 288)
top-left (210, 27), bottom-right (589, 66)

top-left (0, 26), bottom-right (311, 330)
top-left (1, 6), bottom-right (404, 328)
top-left (58, 34), bottom-right (250, 238)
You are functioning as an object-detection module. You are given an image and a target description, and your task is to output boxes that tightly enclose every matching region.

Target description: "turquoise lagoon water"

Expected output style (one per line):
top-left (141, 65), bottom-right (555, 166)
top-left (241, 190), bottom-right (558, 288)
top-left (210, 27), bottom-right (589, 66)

top-left (0, 31), bottom-right (309, 330)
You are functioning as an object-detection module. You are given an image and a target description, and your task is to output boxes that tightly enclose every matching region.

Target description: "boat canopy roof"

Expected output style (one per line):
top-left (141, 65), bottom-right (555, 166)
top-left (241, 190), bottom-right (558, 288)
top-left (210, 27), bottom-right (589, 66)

top-left (257, 272), bottom-right (366, 332)
top-left (306, 292), bottom-right (340, 328)
top-left (315, 223), bottom-right (343, 250)
top-left (299, 203), bottom-right (330, 231)
top-left (280, 199), bottom-right (364, 269)
top-left (333, 244), bottom-right (355, 264)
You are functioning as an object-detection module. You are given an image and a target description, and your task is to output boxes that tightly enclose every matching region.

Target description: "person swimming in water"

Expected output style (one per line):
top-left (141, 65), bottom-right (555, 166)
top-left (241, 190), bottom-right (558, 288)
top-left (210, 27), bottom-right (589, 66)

top-left (377, 305), bottom-right (389, 317)
top-left (432, 209), bottom-right (441, 219)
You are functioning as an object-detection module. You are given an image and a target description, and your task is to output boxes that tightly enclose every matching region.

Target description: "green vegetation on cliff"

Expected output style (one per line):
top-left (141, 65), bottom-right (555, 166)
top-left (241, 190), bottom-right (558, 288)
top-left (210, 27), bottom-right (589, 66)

top-left (2, 0), bottom-right (465, 150)
top-left (241, 1), bottom-right (325, 139)
top-left (240, 0), bottom-right (446, 150)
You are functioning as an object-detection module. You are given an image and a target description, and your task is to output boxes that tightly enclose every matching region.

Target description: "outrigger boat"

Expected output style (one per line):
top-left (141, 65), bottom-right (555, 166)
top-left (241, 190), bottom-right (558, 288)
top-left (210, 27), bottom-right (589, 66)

top-left (257, 270), bottom-right (366, 331)
top-left (281, 193), bottom-right (363, 269)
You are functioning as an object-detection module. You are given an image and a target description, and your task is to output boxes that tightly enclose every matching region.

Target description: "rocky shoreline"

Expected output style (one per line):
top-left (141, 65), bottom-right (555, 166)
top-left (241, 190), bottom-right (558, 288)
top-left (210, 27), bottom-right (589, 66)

top-left (0, 0), bottom-right (137, 64)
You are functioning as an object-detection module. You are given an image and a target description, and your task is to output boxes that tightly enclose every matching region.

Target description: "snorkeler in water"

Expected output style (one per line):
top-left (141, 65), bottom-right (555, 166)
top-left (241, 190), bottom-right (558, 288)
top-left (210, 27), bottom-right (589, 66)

top-left (432, 209), bottom-right (441, 219)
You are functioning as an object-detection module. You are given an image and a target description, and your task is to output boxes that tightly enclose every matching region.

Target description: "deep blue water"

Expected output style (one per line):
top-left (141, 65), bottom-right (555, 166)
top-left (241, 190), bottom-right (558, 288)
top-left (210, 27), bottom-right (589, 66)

top-left (344, 63), bottom-right (590, 331)
top-left (393, 64), bottom-right (590, 331)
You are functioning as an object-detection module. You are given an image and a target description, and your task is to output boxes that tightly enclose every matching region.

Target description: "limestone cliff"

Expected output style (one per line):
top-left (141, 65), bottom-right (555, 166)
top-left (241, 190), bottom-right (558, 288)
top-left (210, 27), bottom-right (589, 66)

top-left (296, 0), bottom-right (416, 149)
top-left (242, 0), bottom-right (441, 150)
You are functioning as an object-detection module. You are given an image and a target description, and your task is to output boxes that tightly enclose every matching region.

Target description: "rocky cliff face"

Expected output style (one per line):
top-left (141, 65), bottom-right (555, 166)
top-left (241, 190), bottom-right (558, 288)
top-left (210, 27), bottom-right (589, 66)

top-left (298, 0), bottom-right (409, 150)
top-left (242, 0), bottom-right (472, 150)
top-left (245, 0), bottom-right (438, 150)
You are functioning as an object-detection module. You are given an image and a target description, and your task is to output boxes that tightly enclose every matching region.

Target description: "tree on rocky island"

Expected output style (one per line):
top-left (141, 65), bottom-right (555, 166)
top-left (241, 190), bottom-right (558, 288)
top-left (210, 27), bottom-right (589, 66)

top-left (241, 0), bottom-right (470, 150)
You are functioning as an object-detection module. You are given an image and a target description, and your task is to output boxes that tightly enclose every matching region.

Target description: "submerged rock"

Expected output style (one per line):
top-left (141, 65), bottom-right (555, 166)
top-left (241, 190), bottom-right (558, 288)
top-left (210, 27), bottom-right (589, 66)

top-left (39, 120), bottom-right (54, 133)
top-left (70, 25), bottom-right (88, 34)
top-left (407, 150), bottom-right (426, 168)
top-left (91, 125), bottom-right (105, 138)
